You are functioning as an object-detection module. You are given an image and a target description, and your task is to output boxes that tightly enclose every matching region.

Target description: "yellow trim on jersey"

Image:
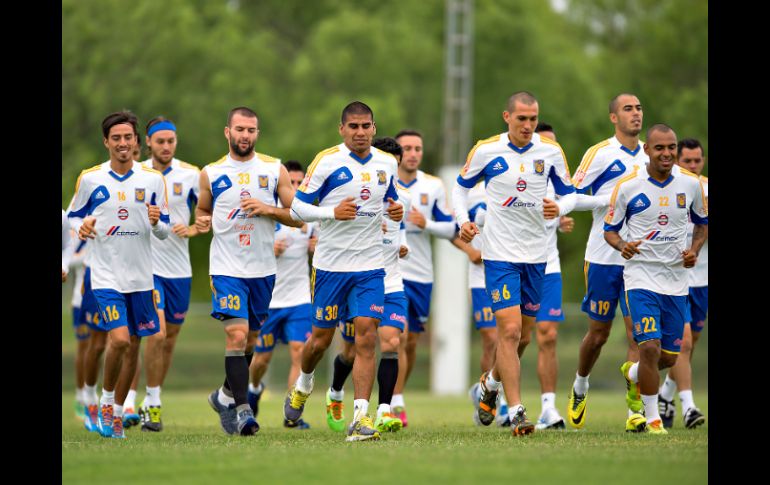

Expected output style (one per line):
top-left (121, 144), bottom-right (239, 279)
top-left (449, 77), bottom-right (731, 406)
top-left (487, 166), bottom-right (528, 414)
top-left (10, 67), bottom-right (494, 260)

top-left (256, 152), bottom-right (280, 163)
top-left (373, 147), bottom-right (398, 163)
top-left (396, 181), bottom-right (410, 191)
top-left (207, 155), bottom-right (228, 168)
top-left (678, 167), bottom-right (699, 179)
top-left (572, 140), bottom-right (610, 185)
top-left (661, 348), bottom-right (680, 355)
top-left (624, 291), bottom-right (630, 314)
top-left (462, 135), bottom-right (500, 175)
top-left (310, 267), bottom-right (316, 302)
top-left (699, 175), bottom-right (708, 183)
top-left (607, 171), bottom-right (639, 210)
top-left (178, 161), bottom-right (201, 172)
top-left (584, 261), bottom-right (590, 291)
top-left (540, 136), bottom-right (571, 177)
top-left (141, 166), bottom-right (163, 176)
top-left (301, 146), bottom-right (340, 191)
top-left (74, 165), bottom-right (102, 195)
top-left (209, 276), bottom-right (216, 297)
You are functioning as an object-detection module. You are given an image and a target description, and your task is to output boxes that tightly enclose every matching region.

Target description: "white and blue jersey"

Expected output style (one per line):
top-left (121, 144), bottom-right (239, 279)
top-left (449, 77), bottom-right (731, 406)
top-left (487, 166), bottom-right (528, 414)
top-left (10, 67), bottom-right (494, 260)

top-left (687, 175), bottom-right (708, 331)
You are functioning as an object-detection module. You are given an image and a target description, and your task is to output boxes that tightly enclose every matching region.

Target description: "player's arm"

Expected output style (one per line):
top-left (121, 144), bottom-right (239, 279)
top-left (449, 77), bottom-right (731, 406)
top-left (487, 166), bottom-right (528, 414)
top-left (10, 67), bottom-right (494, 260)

top-left (62, 210), bottom-right (74, 280)
top-left (194, 168), bottom-right (213, 233)
top-left (450, 235), bottom-right (482, 264)
top-left (148, 174), bottom-right (171, 240)
top-left (290, 158), bottom-right (355, 222)
top-left (383, 175), bottom-right (403, 223)
top-left (425, 183), bottom-right (456, 239)
top-left (67, 171), bottom-right (97, 240)
top-left (264, 164), bottom-right (303, 228)
top-left (176, 170), bottom-right (202, 238)
top-left (454, 144), bottom-right (490, 242)
top-left (544, 153), bottom-right (577, 218)
top-left (398, 222), bottom-right (410, 259)
top-left (683, 180), bottom-right (709, 267)
top-left (602, 183), bottom-right (640, 259)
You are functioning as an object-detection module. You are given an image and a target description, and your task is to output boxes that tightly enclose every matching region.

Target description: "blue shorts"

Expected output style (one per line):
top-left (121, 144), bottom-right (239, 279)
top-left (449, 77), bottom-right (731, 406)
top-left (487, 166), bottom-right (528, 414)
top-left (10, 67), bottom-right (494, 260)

top-left (153, 275), bottom-right (192, 324)
top-left (210, 275), bottom-right (276, 332)
top-left (403, 280), bottom-right (433, 333)
top-left (81, 267), bottom-right (104, 332)
top-left (484, 260), bottom-right (546, 316)
top-left (536, 272), bottom-right (565, 323)
top-left (92, 288), bottom-right (160, 337)
top-left (255, 303), bottom-right (312, 353)
top-left (687, 286), bottom-right (708, 333)
top-left (72, 306), bottom-right (91, 341)
top-left (471, 288), bottom-right (496, 329)
top-left (581, 262), bottom-right (631, 322)
top-left (311, 268), bottom-right (385, 329)
top-left (626, 289), bottom-right (687, 354)
top-left (339, 291), bottom-right (407, 343)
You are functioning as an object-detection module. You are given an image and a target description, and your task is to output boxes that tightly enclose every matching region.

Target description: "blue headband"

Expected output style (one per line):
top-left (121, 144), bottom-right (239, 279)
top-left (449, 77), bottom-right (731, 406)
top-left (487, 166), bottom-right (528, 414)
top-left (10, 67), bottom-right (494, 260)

top-left (147, 120), bottom-right (176, 137)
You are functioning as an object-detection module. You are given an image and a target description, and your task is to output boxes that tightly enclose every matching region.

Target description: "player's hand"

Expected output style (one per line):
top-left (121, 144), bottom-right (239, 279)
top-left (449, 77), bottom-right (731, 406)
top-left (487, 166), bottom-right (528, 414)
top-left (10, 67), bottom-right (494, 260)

top-left (559, 216), bottom-right (574, 233)
top-left (407, 207), bottom-right (426, 228)
top-left (543, 198), bottom-right (560, 219)
top-left (172, 223), bottom-right (189, 238)
top-left (460, 222), bottom-right (479, 243)
top-left (195, 215), bottom-right (212, 233)
top-left (79, 216), bottom-right (97, 240)
top-left (62, 269), bottom-right (67, 283)
top-left (241, 198), bottom-right (273, 218)
top-left (308, 234), bottom-right (318, 253)
top-left (620, 240), bottom-right (642, 260)
top-left (682, 249), bottom-right (698, 268)
top-left (334, 197), bottom-right (357, 220)
top-left (399, 245), bottom-right (409, 258)
top-left (468, 247), bottom-right (482, 265)
top-left (274, 238), bottom-right (288, 257)
top-left (387, 198), bottom-right (404, 222)
top-left (146, 202), bottom-right (160, 226)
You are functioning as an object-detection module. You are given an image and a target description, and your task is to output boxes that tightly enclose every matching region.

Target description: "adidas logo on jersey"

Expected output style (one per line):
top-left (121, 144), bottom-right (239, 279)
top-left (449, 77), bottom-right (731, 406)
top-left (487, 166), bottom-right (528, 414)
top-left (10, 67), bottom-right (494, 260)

top-left (337, 172), bottom-right (349, 180)
top-left (95, 192), bottom-right (105, 199)
top-left (610, 165), bottom-right (622, 172)
top-left (492, 161), bottom-right (504, 171)
top-left (217, 180), bottom-right (228, 188)
top-left (634, 199), bottom-right (645, 207)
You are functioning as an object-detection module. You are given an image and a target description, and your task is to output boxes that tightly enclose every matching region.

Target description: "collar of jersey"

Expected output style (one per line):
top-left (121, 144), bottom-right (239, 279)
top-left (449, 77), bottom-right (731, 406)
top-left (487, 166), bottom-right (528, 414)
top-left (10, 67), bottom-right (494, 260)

top-left (398, 177), bottom-right (418, 188)
top-left (507, 141), bottom-right (533, 154)
top-left (348, 151), bottom-right (373, 164)
top-left (647, 174), bottom-right (674, 188)
top-left (161, 165), bottom-right (173, 175)
top-left (108, 169), bottom-right (134, 182)
top-left (619, 143), bottom-right (641, 156)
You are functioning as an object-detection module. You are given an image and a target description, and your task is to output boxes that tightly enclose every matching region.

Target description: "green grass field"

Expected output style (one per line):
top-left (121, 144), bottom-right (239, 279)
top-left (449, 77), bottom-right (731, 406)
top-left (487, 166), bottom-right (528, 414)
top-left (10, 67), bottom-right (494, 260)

top-left (62, 296), bottom-right (708, 484)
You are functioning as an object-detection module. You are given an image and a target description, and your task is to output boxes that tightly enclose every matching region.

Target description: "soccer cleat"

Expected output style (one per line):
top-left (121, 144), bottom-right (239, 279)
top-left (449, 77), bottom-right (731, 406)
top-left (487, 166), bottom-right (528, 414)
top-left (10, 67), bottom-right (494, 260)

top-left (141, 405), bottom-right (163, 432)
top-left (75, 400), bottom-right (85, 421)
top-left (567, 387), bottom-right (587, 429)
top-left (84, 404), bottom-right (100, 432)
top-left (325, 389), bottom-right (345, 432)
top-left (683, 407), bottom-right (705, 429)
top-left (374, 412), bottom-right (403, 433)
top-left (496, 398), bottom-right (511, 427)
top-left (646, 419), bottom-right (668, 435)
top-left (535, 408), bottom-right (566, 430)
top-left (392, 406), bottom-right (408, 428)
top-left (236, 408), bottom-right (259, 436)
top-left (284, 418), bottom-right (311, 429)
top-left (658, 395), bottom-right (676, 429)
top-left (98, 404), bottom-right (114, 437)
top-left (510, 406), bottom-right (535, 436)
top-left (283, 386), bottom-right (310, 426)
top-left (208, 389), bottom-right (238, 435)
top-left (247, 383), bottom-right (264, 417)
top-left (123, 407), bottom-right (141, 428)
top-left (111, 415), bottom-right (126, 439)
top-left (620, 361), bottom-right (643, 413)
top-left (346, 415), bottom-right (381, 442)
top-left (477, 372), bottom-right (498, 426)
top-left (625, 413), bottom-right (647, 433)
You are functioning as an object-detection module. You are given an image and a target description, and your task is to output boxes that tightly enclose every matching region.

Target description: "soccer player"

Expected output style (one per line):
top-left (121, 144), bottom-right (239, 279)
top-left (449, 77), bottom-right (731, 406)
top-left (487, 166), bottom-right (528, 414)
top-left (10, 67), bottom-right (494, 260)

top-left (122, 116), bottom-right (201, 432)
top-left (67, 235), bottom-right (91, 419)
top-left (324, 136), bottom-right (410, 434)
top-left (62, 209), bottom-right (74, 281)
top-left (286, 101), bottom-right (403, 442)
top-left (392, 129), bottom-right (456, 426)
top-left (453, 91), bottom-right (577, 436)
top-left (605, 124), bottom-right (707, 434)
top-left (657, 138), bottom-right (708, 429)
top-left (567, 93), bottom-right (650, 429)
top-left (246, 159), bottom-right (317, 430)
top-left (198, 106), bottom-right (301, 436)
top-left (68, 110), bottom-right (170, 439)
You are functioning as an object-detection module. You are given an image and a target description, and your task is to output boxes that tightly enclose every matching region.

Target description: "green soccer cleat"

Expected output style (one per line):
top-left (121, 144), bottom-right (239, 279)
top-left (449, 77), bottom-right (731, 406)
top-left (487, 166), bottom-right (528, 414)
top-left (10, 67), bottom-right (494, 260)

top-left (567, 387), bottom-right (587, 429)
top-left (325, 389), bottom-right (345, 432)
top-left (141, 405), bottom-right (163, 432)
top-left (625, 413), bottom-right (647, 433)
top-left (620, 361), bottom-right (643, 413)
top-left (374, 412), bottom-right (403, 433)
top-left (346, 415), bottom-right (381, 442)
top-left (646, 419), bottom-right (668, 435)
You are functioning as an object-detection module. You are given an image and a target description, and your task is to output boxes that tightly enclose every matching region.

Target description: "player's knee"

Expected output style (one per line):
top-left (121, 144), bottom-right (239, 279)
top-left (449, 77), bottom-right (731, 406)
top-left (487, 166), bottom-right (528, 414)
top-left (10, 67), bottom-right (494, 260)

top-left (355, 330), bottom-right (377, 351)
top-left (659, 352), bottom-right (678, 369)
top-left (639, 342), bottom-right (660, 362)
top-left (226, 332), bottom-right (248, 350)
top-left (588, 327), bottom-right (610, 347)
top-left (109, 335), bottom-right (131, 351)
top-left (380, 334), bottom-right (400, 353)
top-left (537, 327), bottom-right (558, 349)
top-left (498, 322), bottom-right (522, 343)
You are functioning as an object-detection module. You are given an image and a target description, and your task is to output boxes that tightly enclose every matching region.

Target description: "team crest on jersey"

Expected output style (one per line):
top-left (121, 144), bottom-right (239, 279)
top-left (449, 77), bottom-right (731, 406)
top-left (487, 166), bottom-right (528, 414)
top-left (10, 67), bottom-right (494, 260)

top-left (219, 297), bottom-right (227, 309)
top-left (173, 182), bottom-right (183, 196)
top-left (634, 323), bottom-right (642, 334)
top-left (239, 233), bottom-right (251, 246)
top-left (491, 289), bottom-right (501, 303)
top-left (590, 300), bottom-right (597, 313)
top-left (676, 193), bottom-right (686, 208)
top-left (135, 188), bottom-right (145, 202)
top-left (360, 187), bottom-right (371, 200)
top-left (420, 193), bottom-right (429, 205)
top-left (259, 175), bottom-right (269, 190)
top-left (377, 170), bottom-right (387, 185)
top-left (516, 178), bottom-right (527, 192)
top-left (533, 160), bottom-right (545, 175)
top-left (117, 207), bottom-right (129, 220)
top-left (315, 307), bottom-right (323, 320)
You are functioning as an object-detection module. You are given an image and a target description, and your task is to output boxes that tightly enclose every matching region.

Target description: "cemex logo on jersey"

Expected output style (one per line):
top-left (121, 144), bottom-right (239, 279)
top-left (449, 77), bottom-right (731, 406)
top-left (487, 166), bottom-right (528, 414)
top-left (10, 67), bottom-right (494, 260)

top-left (135, 188), bottom-right (145, 202)
top-left (645, 230), bottom-right (678, 242)
top-left (117, 207), bottom-right (129, 220)
top-left (502, 196), bottom-right (536, 208)
top-left (533, 160), bottom-right (544, 175)
top-left (173, 183), bottom-right (183, 196)
top-left (106, 226), bottom-right (139, 236)
top-left (227, 209), bottom-right (248, 220)
top-left (360, 187), bottom-right (371, 200)
top-left (658, 214), bottom-right (669, 226)
top-left (516, 178), bottom-right (527, 192)
top-left (355, 205), bottom-right (376, 217)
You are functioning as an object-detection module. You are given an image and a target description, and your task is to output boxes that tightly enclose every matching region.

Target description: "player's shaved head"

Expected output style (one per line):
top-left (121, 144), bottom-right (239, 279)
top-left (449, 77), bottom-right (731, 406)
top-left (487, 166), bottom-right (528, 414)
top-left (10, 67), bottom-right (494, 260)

top-left (646, 123), bottom-right (675, 142)
top-left (506, 91), bottom-right (538, 112)
top-left (609, 93), bottom-right (638, 114)
top-left (228, 106), bottom-right (258, 127)
top-left (341, 101), bottom-right (374, 123)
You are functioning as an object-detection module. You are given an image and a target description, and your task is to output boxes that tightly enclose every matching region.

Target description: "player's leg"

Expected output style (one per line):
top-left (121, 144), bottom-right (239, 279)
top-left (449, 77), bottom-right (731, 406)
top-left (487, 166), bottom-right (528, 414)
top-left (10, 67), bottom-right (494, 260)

top-left (280, 303), bottom-right (313, 429)
top-left (374, 292), bottom-right (406, 432)
top-left (113, 334), bottom-right (141, 438)
top-left (122, 357), bottom-right (141, 428)
top-left (533, 272), bottom-right (565, 430)
top-left (247, 309), bottom-right (281, 417)
top-left (679, 287), bottom-right (707, 428)
top-left (82, 327), bottom-right (107, 432)
top-left (158, 277), bottom-right (191, 385)
top-left (659, 293), bottom-right (692, 428)
top-left (140, 289), bottom-right (167, 432)
top-left (326, 320), bottom-right (355, 432)
top-left (73, 307), bottom-right (90, 420)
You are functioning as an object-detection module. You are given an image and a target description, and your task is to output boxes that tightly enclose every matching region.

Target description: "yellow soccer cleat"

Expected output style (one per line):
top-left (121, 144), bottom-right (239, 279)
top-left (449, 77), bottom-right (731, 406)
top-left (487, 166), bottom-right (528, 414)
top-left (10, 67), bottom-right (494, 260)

top-left (567, 387), bottom-right (587, 429)
top-left (620, 361), bottom-right (643, 413)
top-left (645, 419), bottom-right (669, 435)
top-left (374, 412), bottom-right (403, 433)
top-left (625, 413), bottom-right (647, 433)
top-left (346, 415), bottom-right (381, 442)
